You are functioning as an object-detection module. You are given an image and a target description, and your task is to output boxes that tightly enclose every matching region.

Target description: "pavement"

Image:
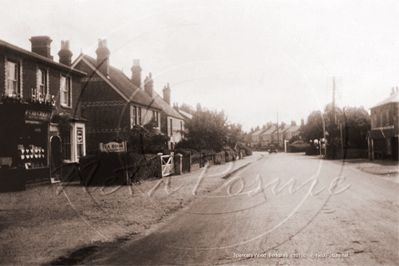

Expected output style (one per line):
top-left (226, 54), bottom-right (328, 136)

top-left (177, 151), bottom-right (265, 180)
top-left (330, 158), bottom-right (399, 176)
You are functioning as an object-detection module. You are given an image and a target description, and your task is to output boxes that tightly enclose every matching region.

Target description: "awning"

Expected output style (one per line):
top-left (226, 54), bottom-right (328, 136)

top-left (368, 128), bottom-right (399, 139)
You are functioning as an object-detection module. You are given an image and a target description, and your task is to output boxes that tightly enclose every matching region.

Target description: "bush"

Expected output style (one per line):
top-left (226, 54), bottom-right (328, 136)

top-left (289, 142), bottom-right (310, 153)
top-left (128, 123), bottom-right (169, 154)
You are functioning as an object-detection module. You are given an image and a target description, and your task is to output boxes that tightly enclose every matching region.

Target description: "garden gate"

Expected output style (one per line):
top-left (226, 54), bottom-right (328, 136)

top-left (161, 154), bottom-right (174, 177)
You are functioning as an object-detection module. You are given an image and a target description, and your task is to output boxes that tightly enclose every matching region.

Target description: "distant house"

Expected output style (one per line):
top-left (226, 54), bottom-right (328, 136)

top-left (173, 103), bottom-right (192, 137)
top-left (251, 128), bottom-right (266, 147)
top-left (72, 39), bottom-right (163, 153)
top-left (260, 125), bottom-right (277, 146)
top-left (284, 124), bottom-right (301, 141)
top-left (272, 124), bottom-right (291, 145)
top-left (368, 87), bottom-right (399, 160)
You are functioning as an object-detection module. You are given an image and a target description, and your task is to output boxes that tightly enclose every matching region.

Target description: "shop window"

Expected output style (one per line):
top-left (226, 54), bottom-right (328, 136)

top-left (6, 61), bottom-right (20, 96)
top-left (37, 69), bottom-right (46, 95)
top-left (60, 75), bottom-right (71, 107)
top-left (63, 127), bottom-right (71, 160)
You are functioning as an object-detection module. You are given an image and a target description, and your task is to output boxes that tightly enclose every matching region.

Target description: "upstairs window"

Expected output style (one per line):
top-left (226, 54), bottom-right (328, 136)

top-left (6, 61), bottom-right (20, 96)
top-left (37, 69), bottom-right (46, 95)
top-left (60, 75), bottom-right (71, 107)
top-left (170, 118), bottom-right (173, 136)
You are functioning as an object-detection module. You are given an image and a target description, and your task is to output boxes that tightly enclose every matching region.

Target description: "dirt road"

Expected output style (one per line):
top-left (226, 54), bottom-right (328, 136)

top-left (82, 152), bottom-right (398, 265)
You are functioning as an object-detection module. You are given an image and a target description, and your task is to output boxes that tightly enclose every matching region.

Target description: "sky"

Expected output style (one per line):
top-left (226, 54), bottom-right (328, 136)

top-left (1, 0), bottom-right (398, 132)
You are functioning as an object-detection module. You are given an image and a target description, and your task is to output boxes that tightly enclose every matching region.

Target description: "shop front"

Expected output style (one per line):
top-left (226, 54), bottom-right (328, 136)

top-left (368, 127), bottom-right (399, 161)
top-left (0, 97), bottom-right (53, 191)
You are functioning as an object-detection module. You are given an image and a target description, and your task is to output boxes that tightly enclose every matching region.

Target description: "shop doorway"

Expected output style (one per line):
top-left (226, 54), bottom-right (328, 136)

top-left (50, 136), bottom-right (62, 180)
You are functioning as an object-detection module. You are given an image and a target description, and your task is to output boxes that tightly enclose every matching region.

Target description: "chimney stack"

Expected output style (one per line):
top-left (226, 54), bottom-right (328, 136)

top-left (144, 73), bottom-right (153, 98)
top-left (391, 87), bottom-right (395, 96)
top-left (173, 102), bottom-right (179, 112)
top-left (30, 36), bottom-right (53, 59)
top-left (95, 39), bottom-right (110, 76)
top-left (163, 83), bottom-right (171, 105)
top-left (131, 59), bottom-right (142, 88)
top-left (396, 86), bottom-right (399, 93)
top-left (58, 40), bottom-right (73, 66)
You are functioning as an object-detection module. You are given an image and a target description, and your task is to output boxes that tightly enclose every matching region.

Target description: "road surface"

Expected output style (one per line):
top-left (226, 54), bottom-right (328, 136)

top-left (83, 152), bottom-right (398, 265)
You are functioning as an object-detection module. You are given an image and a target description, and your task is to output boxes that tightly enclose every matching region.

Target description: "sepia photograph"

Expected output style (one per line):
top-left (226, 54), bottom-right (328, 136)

top-left (0, 0), bottom-right (398, 265)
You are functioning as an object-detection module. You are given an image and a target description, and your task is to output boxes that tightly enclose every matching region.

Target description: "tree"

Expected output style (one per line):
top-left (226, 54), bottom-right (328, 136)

top-left (227, 123), bottom-right (243, 148)
top-left (301, 110), bottom-right (324, 142)
top-left (176, 107), bottom-right (242, 152)
top-left (342, 106), bottom-right (370, 149)
top-left (301, 103), bottom-right (371, 150)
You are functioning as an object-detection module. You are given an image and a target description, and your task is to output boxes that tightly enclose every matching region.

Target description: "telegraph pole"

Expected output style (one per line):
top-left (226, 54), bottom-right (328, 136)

top-left (333, 76), bottom-right (336, 125)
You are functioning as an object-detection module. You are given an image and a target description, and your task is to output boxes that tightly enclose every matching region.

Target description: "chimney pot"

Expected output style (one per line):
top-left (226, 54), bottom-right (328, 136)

top-left (58, 40), bottom-right (73, 66)
top-left (163, 83), bottom-right (171, 105)
top-left (144, 72), bottom-right (153, 98)
top-left (30, 36), bottom-right (53, 59)
top-left (131, 59), bottom-right (142, 88)
top-left (96, 39), bottom-right (110, 76)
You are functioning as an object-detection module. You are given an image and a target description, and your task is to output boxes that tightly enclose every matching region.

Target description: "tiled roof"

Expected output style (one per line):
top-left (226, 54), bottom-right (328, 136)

top-left (285, 125), bottom-right (301, 132)
top-left (178, 109), bottom-right (193, 120)
top-left (260, 125), bottom-right (277, 135)
top-left (275, 125), bottom-right (291, 134)
top-left (0, 39), bottom-right (86, 76)
top-left (252, 128), bottom-right (266, 136)
top-left (78, 55), bottom-right (163, 110)
top-left (151, 90), bottom-right (184, 120)
top-left (371, 92), bottom-right (399, 109)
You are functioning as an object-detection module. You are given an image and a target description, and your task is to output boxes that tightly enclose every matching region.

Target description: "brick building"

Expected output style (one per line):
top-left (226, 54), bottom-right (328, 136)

top-left (0, 36), bottom-right (87, 184)
top-left (368, 87), bottom-right (399, 160)
top-left (72, 39), bottom-right (163, 153)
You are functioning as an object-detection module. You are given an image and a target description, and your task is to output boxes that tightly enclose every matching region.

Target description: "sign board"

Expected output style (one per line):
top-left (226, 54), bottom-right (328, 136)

top-left (76, 128), bottom-right (83, 143)
top-left (99, 141), bottom-right (127, 153)
top-left (25, 109), bottom-right (51, 122)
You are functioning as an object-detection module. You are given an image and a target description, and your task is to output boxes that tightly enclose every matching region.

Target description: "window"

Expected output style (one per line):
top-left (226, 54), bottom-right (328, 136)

top-left (37, 69), bottom-right (46, 95)
top-left (170, 118), bottom-right (173, 136)
top-left (6, 61), bottom-right (19, 96)
top-left (60, 75), bottom-right (71, 107)
top-left (133, 106), bottom-right (137, 125)
top-left (63, 127), bottom-right (71, 160)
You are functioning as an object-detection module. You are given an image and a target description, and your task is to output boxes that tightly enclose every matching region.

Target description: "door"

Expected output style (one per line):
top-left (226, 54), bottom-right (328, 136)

top-left (50, 136), bottom-right (62, 180)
